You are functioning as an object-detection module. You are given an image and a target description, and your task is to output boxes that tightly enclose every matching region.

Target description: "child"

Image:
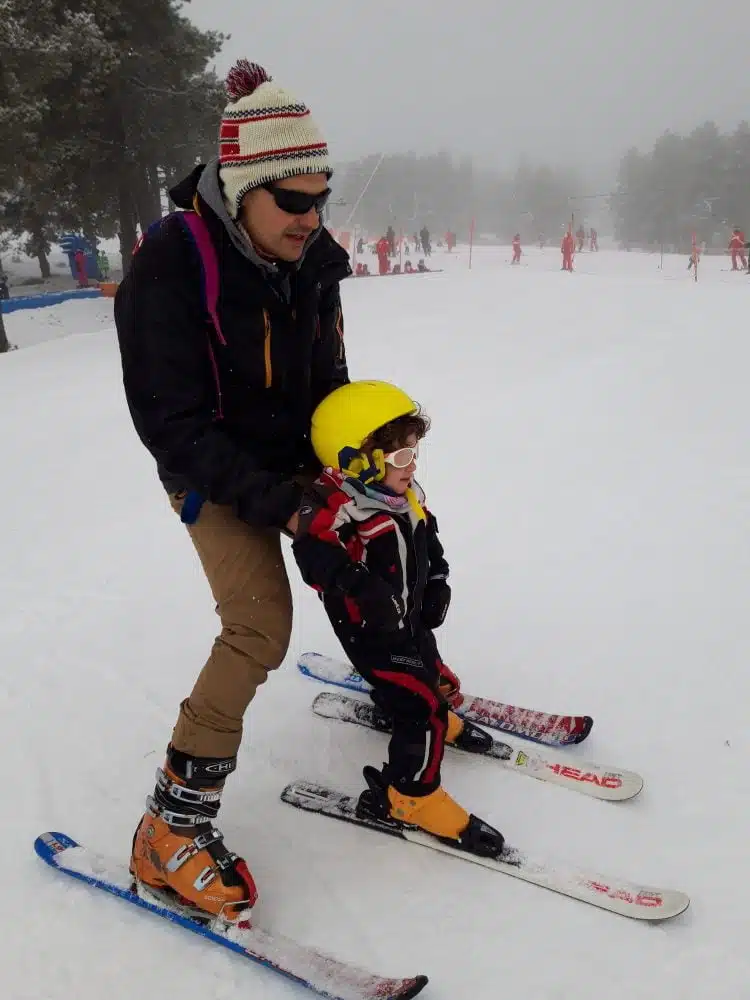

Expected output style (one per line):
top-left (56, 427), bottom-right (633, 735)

top-left (293, 380), bottom-right (505, 858)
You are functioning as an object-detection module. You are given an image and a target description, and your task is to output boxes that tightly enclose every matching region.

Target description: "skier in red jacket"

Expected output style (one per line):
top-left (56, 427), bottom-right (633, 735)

top-left (511, 234), bottom-right (522, 264)
top-left (561, 231), bottom-right (575, 271)
top-left (74, 248), bottom-right (89, 288)
top-left (729, 228), bottom-right (747, 271)
top-left (376, 236), bottom-right (390, 276)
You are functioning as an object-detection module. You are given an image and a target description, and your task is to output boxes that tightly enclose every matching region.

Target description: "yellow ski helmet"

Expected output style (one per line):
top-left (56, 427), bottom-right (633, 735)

top-left (311, 380), bottom-right (418, 477)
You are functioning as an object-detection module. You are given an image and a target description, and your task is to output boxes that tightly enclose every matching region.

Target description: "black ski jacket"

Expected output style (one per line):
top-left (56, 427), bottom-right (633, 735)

top-left (114, 160), bottom-right (351, 527)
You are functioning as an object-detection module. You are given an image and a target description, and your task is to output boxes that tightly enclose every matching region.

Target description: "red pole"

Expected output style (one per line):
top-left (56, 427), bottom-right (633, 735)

top-left (469, 218), bottom-right (475, 270)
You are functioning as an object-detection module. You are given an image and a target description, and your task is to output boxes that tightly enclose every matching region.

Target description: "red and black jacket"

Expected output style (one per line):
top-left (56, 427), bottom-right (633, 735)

top-left (292, 470), bottom-right (449, 639)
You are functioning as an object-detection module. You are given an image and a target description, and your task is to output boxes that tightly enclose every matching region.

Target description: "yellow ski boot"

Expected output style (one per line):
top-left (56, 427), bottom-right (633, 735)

top-left (357, 765), bottom-right (504, 857)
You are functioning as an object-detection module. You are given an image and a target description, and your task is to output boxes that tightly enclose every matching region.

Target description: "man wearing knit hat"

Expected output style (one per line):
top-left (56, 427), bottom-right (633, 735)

top-left (115, 61), bottom-right (351, 921)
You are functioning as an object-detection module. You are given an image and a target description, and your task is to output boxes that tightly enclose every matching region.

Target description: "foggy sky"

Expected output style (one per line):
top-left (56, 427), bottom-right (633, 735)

top-left (187, 0), bottom-right (750, 182)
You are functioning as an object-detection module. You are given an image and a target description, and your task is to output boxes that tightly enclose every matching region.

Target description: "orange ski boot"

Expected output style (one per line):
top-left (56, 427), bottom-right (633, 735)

top-left (129, 746), bottom-right (256, 922)
top-left (357, 765), bottom-right (504, 858)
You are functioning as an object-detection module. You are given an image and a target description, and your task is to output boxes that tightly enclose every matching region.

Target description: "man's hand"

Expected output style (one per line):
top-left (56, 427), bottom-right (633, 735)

top-left (438, 661), bottom-right (462, 707)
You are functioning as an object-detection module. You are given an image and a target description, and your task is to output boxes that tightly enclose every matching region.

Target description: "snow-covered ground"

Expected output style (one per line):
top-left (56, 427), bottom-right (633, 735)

top-left (4, 296), bottom-right (117, 350)
top-left (2, 246), bottom-right (748, 999)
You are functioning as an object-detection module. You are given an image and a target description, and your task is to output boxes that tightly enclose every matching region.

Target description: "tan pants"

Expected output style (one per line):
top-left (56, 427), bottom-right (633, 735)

top-left (168, 493), bottom-right (292, 758)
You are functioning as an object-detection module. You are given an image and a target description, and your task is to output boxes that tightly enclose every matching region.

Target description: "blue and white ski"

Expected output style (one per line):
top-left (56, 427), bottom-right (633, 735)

top-left (34, 832), bottom-right (428, 1000)
top-left (298, 652), bottom-right (593, 747)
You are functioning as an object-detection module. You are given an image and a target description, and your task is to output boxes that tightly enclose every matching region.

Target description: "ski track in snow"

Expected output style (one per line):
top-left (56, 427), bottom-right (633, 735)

top-left (1, 246), bottom-right (749, 999)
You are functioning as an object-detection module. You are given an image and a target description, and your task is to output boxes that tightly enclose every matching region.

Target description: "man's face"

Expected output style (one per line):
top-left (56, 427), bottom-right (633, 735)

top-left (239, 173), bottom-right (330, 262)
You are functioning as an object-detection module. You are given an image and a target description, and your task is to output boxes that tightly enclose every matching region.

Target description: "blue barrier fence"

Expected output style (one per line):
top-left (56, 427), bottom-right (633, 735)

top-left (1, 288), bottom-right (103, 315)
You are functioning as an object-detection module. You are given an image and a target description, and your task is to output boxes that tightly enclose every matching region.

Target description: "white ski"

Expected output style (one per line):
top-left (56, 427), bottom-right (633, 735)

top-left (312, 691), bottom-right (643, 801)
top-left (281, 782), bottom-right (690, 922)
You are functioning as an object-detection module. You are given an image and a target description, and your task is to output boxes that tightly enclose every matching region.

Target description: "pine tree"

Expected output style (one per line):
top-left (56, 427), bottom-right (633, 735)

top-left (0, 0), bottom-right (226, 274)
top-left (613, 121), bottom-right (750, 249)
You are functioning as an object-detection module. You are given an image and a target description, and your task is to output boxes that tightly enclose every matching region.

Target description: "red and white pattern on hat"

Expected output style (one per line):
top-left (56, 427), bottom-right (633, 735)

top-left (218, 61), bottom-right (332, 219)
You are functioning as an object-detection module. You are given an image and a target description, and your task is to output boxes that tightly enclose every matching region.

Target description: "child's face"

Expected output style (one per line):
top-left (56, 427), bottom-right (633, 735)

top-left (380, 434), bottom-right (419, 494)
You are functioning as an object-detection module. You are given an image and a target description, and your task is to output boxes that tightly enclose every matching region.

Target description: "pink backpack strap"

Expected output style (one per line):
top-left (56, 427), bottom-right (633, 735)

top-left (174, 211), bottom-right (226, 421)
top-left (178, 211), bottom-right (227, 346)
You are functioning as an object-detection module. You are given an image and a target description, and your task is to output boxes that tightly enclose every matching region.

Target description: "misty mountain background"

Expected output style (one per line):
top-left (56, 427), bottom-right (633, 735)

top-left (2, 0), bottom-right (750, 289)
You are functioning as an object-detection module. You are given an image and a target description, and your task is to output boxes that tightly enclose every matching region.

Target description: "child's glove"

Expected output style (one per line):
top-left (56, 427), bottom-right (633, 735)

top-left (437, 660), bottom-right (462, 707)
top-left (335, 563), bottom-right (403, 632)
top-left (421, 579), bottom-right (451, 630)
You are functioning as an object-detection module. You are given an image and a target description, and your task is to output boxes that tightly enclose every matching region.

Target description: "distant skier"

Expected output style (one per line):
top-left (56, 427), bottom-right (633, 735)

top-left (728, 228), bottom-right (746, 271)
top-left (561, 231), bottom-right (575, 271)
top-left (386, 225), bottom-right (396, 257)
top-left (293, 380), bottom-right (505, 857)
top-left (97, 250), bottom-right (110, 281)
top-left (511, 233), bottom-right (522, 264)
top-left (590, 228), bottom-right (598, 252)
top-left (419, 225), bottom-right (431, 256)
top-left (576, 226), bottom-right (585, 252)
top-left (376, 235), bottom-right (390, 275)
top-left (74, 248), bottom-right (89, 288)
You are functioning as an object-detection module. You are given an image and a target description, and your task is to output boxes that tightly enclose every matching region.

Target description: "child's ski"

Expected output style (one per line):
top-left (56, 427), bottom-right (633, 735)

top-left (280, 782), bottom-right (689, 922)
top-left (298, 652), bottom-right (593, 747)
top-left (312, 692), bottom-right (642, 801)
top-left (34, 832), bottom-right (428, 1000)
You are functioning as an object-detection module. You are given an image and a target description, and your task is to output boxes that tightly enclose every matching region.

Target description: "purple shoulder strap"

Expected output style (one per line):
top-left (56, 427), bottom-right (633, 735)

top-left (178, 212), bottom-right (227, 346)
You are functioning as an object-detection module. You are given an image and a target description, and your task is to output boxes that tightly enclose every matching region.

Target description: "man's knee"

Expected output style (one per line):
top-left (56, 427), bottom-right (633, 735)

top-left (217, 607), bottom-right (292, 673)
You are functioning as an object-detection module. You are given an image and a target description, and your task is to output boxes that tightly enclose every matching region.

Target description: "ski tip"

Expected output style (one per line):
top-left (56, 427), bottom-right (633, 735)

top-left (642, 891), bottom-right (691, 921)
top-left (571, 716), bottom-right (594, 745)
top-left (34, 832), bottom-right (79, 863)
top-left (395, 974), bottom-right (429, 999)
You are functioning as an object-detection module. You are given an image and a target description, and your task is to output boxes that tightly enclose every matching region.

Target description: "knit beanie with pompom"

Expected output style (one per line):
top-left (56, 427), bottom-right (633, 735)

top-left (217, 60), bottom-right (333, 219)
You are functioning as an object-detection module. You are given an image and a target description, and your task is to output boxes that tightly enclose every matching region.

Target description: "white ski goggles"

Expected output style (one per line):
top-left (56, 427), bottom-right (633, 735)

top-left (383, 444), bottom-right (419, 468)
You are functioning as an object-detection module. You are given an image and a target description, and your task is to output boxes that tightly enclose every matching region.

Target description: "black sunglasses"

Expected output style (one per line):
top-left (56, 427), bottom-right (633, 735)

top-left (264, 183), bottom-right (331, 216)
